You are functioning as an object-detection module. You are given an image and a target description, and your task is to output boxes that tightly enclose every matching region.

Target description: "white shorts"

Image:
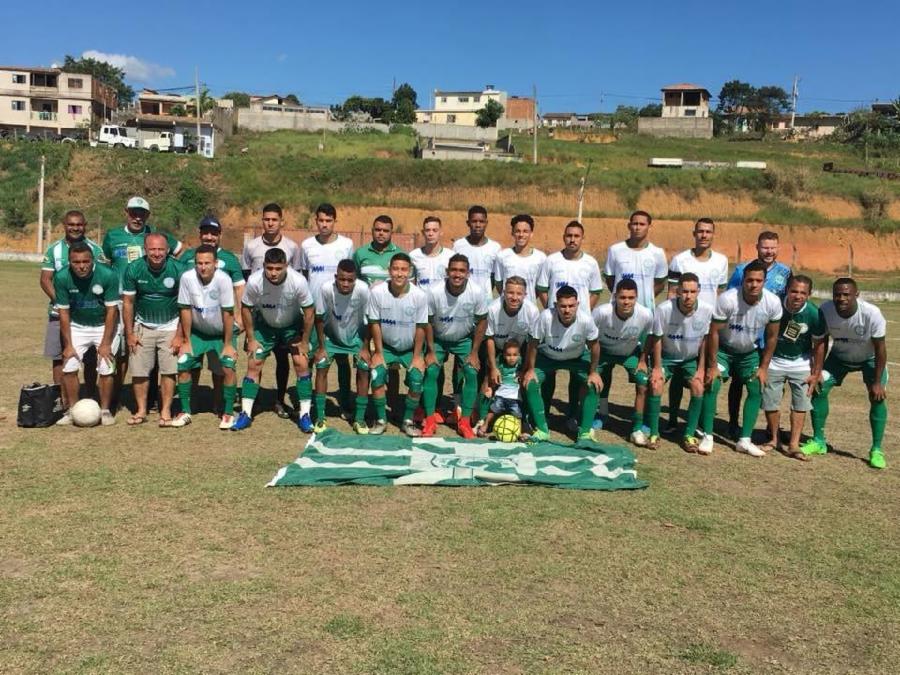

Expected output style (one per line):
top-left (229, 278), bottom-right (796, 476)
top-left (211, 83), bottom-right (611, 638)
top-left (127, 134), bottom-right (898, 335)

top-left (63, 325), bottom-right (121, 375)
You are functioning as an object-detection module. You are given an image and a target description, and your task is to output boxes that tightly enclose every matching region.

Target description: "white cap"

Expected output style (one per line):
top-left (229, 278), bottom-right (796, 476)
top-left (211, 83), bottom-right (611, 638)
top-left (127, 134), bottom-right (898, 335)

top-left (126, 196), bottom-right (150, 211)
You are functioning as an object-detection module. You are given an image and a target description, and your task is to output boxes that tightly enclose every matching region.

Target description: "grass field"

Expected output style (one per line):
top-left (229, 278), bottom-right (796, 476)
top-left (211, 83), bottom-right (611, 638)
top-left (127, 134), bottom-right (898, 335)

top-left (2, 260), bottom-right (900, 673)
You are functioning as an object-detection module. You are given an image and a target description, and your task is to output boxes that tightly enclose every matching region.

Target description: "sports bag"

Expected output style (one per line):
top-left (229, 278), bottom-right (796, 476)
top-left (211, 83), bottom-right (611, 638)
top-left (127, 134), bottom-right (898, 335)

top-left (17, 383), bottom-right (64, 427)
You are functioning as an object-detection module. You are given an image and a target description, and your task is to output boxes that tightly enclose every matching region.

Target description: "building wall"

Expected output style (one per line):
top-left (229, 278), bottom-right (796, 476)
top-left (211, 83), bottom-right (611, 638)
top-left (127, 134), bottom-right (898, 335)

top-left (412, 123), bottom-right (498, 142)
top-left (0, 69), bottom-right (108, 132)
top-left (433, 90), bottom-right (506, 114)
top-left (505, 97), bottom-right (534, 121)
top-left (236, 108), bottom-right (388, 133)
top-left (661, 92), bottom-right (710, 118)
top-left (638, 116), bottom-right (713, 139)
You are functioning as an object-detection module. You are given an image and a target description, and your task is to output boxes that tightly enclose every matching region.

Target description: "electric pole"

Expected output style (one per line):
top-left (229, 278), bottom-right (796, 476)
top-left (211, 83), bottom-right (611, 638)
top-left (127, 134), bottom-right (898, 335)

top-left (532, 84), bottom-right (537, 165)
top-left (37, 154), bottom-right (45, 253)
top-left (195, 67), bottom-right (202, 155)
top-left (790, 75), bottom-right (799, 130)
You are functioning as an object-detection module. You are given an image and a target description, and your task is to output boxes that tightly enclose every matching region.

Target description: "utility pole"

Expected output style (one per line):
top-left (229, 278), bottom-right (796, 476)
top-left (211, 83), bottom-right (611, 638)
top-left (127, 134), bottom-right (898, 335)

top-left (37, 154), bottom-right (45, 253)
top-left (576, 160), bottom-right (592, 222)
top-left (195, 67), bottom-right (202, 156)
top-left (789, 75), bottom-right (799, 130)
top-left (532, 84), bottom-right (538, 165)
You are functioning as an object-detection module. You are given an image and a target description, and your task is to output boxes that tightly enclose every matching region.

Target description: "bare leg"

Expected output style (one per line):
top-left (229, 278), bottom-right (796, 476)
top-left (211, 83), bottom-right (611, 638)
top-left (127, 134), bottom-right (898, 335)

top-left (99, 375), bottom-right (114, 411)
top-left (132, 377), bottom-right (149, 418)
top-left (53, 360), bottom-right (67, 407)
top-left (61, 371), bottom-right (80, 409)
top-left (763, 410), bottom-right (780, 448)
top-left (788, 410), bottom-right (806, 451)
top-left (159, 374), bottom-right (176, 420)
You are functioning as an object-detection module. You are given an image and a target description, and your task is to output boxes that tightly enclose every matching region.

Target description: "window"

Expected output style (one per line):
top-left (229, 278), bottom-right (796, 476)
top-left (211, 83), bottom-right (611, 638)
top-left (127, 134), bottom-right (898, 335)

top-left (68, 78), bottom-right (83, 89)
top-left (12, 74), bottom-right (26, 84)
top-left (473, 96), bottom-right (481, 103)
top-left (11, 100), bottom-right (25, 111)
top-left (458, 96), bottom-right (469, 103)
top-left (446, 114), bottom-right (456, 124)
top-left (440, 97), bottom-right (447, 103)
top-left (67, 105), bottom-right (83, 115)
top-left (684, 109), bottom-right (696, 117)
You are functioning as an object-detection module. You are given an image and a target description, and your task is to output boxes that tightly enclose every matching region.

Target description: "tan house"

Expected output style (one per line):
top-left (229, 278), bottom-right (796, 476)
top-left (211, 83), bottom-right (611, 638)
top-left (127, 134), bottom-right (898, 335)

top-left (0, 65), bottom-right (116, 135)
top-left (769, 114), bottom-right (844, 138)
top-left (416, 85), bottom-right (507, 126)
top-left (661, 83), bottom-right (711, 118)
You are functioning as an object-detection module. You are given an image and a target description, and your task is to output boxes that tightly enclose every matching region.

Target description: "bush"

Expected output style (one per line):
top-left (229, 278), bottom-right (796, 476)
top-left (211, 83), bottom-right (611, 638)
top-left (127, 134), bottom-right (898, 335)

top-left (762, 166), bottom-right (811, 200)
top-left (859, 187), bottom-right (891, 225)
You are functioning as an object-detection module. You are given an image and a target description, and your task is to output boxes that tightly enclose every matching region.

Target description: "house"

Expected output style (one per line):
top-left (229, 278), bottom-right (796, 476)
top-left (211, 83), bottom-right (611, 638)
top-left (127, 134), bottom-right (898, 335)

top-left (541, 112), bottom-right (578, 128)
top-left (637, 82), bottom-right (713, 139)
top-left (247, 95), bottom-right (329, 118)
top-left (138, 89), bottom-right (235, 116)
top-left (501, 96), bottom-right (536, 130)
top-left (871, 102), bottom-right (898, 118)
top-left (415, 85), bottom-right (507, 126)
top-left (769, 114), bottom-right (845, 138)
top-left (661, 83), bottom-right (711, 118)
top-left (0, 64), bottom-right (116, 136)
top-left (235, 94), bottom-right (337, 133)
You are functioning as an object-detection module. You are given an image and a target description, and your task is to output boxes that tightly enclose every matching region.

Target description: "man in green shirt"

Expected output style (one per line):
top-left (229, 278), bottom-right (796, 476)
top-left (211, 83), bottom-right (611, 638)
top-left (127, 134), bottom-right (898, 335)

top-left (102, 196), bottom-right (183, 280)
top-left (122, 233), bottom-right (185, 426)
top-left (54, 242), bottom-right (120, 426)
top-left (352, 215), bottom-right (404, 286)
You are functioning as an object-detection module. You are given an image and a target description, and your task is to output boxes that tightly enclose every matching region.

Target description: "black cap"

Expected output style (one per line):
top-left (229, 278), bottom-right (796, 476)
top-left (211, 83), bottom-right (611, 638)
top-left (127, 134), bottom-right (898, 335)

top-left (198, 216), bottom-right (221, 231)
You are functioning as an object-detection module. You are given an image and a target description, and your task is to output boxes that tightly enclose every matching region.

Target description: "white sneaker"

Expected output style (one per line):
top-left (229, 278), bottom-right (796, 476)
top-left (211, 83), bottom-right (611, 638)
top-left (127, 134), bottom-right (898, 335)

top-left (170, 412), bottom-right (192, 428)
top-left (55, 412), bottom-right (73, 426)
top-left (219, 414), bottom-right (234, 430)
top-left (630, 429), bottom-right (648, 447)
top-left (100, 409), bottom-right (116, 426)
top-left (698, 433), bottom-right (714, 455)
top-left (736, 437), bottom-right (765, 457)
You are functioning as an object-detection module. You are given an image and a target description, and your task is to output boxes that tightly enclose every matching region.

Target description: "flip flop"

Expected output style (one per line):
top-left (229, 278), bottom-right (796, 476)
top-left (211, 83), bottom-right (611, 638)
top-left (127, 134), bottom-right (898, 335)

top-left (158, 417), bottom-right (174, 428)
top-left (781, 447), bottom-right (809, 461)
top-left (127, 414), bottom-right (147, 426)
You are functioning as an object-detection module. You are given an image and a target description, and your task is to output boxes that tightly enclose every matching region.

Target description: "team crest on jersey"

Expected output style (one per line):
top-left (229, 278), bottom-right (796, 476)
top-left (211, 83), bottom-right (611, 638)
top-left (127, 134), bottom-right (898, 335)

top-left (692, 318), bottom-right (708, 331)
top-left (163, 277), bottom-right (175, 288)
top-left (92, 284), bottom-right (103, 295)
top-left (642, 258), bottom-right (656, 272)
top-left (854, 324), bottom-right (866, 336)
top-left (570, 333), bottom-right (584, 343)
top-left (209, 290), bottom-right (220, 301)
top-left (403, 305), bottom-right (417, 317)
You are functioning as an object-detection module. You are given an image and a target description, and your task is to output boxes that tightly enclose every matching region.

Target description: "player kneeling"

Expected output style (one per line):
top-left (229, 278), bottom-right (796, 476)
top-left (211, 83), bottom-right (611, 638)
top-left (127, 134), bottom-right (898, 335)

top-left (172, 245), bottom-right (239, 429)
top-left (54, 242), bottom-right (120, 426)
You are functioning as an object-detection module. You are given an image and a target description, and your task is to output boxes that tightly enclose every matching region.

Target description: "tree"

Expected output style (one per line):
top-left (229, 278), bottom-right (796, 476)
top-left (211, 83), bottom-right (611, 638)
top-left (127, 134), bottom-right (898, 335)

top-left (185, 88), bottom-right (216, 116)
top-left (341, 95), bottom-right (390, 121)
top-left (476, 99), bottom-right (504, 128)
top-left (749, 86), bottom-right (790, 132)
top-left (62, 54), bottom-right (134, 104)
top-left (716, 80), bottom-right (755, 132)
top-left (389, 83), bottom-right (418, 124)
top-left (222, 91), bottom-right (251, 107)
top-left (612, 105), bottom-right (639, 131)
top-left (638, 103), bottom-right (662, 117)
top-left (284, 94), bottom-right (301, 106)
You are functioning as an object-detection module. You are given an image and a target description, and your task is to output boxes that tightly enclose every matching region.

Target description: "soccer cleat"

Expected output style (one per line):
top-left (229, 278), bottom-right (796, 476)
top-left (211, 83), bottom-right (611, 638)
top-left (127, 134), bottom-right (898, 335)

top-left (457, 417), bottom-right (476, 439)
top-left (698, 433), bottom-right (714, 455)
top-left (313, 420), bottom-right (328, 434)
top-left (736, 437), bottom-right (765, 457)
top-left (55, 412), bottom-right (73, 426)
top-left (231, 411), bottom-right (252, 431)
top-left (369, 419), bottom-right (387, 435)
top-left (645, 434), bottom-right (660, 450)
top-left (433, 409), bottom-right (446, 424)
top-left (630, 429), bottom-right (648, 447)
top-left (219, 414), bottom-right (235, 430)
top-left (421, 414), bottom-right (438, 437)
top-left (529, 428), bottom-right (550, 442)
top-left (577, 431), bottom-right (593, 443)
top-left (800, 439), bottom-right (827, 456)
top-left (402, 419), bottom-right (422, 437)
top-left (352, 421), bottom-right (369, 435)
top-left (170, 412), bottom-right (192, 428)
top-left (869, 448), bottom-right (886, 470)
top-left (681, 436), bottom-right (700, 454)
top-left (100, 409), bottom-right (116, 426)
top-left (297, 413), bottom-right (314, 433)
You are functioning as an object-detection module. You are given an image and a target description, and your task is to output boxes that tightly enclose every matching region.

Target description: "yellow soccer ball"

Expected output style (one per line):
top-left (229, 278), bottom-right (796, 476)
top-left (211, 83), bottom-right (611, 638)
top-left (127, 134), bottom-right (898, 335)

top-left (492, 414), bottom-right (521, 442)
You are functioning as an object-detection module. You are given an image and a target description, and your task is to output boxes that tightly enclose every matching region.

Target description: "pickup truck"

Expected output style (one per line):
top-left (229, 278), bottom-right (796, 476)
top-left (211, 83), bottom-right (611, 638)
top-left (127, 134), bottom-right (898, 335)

top-left (143, 131), bottom-right (174, 152)
top-left (92, 125), bottom-right (137, 149)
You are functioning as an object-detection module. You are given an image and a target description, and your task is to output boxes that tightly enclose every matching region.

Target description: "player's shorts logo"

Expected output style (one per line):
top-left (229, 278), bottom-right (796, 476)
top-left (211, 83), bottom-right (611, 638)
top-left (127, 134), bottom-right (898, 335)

top-left (163, 277), bottom-right (175, 289)
top-left (92, 284), bottom-right (103, 295)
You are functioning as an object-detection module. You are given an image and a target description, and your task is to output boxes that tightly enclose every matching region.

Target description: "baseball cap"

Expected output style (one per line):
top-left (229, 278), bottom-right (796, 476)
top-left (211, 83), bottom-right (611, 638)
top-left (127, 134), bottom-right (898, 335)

top-left (126, 196), bottom-right (150, 211)
top-left (199, 216), bottom-right (222, 231)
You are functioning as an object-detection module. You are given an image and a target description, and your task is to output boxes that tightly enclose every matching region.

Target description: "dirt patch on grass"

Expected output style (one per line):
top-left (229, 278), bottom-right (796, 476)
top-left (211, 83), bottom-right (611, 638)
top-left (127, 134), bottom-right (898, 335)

top-left (384, 186), bottom-right (628, 215)
top-left (799, 195), bottom-right (863, 220)
top-left (640, 188), bottom-right (760, 219)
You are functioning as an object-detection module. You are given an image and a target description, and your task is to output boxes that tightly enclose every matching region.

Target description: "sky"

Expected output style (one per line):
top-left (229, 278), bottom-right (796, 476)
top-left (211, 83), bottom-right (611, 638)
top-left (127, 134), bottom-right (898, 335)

top-left (3, 0), bottom-right (898, 113)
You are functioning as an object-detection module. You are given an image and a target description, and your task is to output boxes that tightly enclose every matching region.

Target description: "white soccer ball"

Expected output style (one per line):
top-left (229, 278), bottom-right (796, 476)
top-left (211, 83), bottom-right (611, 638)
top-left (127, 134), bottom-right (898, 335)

top-left (70, 398), bottom-right (102, 427)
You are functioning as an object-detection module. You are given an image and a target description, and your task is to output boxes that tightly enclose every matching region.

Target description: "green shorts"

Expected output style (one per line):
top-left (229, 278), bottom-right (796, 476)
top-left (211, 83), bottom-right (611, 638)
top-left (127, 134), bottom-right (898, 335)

top-left (533, 350), bottom-right (591, 385)
top-left (659, 356), bottom-right (700, 383)
top-left (253, 322), bottom-right (300, 360)
top-left (715, 348), bottom-right (759, 382)
top-left (371, 344), bottom-right (422, 390)
top-left (822, 355), bottom-right (888, 387)
top-left (178, 331), bottom-right (238, 373)
top-left (433, 337), bottom-right (473, 364)
top-left (598, 349), bottom-right (649, 386)
top-left (314, 335), bottom-right (365, 369)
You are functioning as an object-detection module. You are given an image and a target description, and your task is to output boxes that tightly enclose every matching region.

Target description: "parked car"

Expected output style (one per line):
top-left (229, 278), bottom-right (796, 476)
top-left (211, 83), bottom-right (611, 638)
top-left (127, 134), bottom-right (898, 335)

top-left (142, 131), bottom-right (174, 152)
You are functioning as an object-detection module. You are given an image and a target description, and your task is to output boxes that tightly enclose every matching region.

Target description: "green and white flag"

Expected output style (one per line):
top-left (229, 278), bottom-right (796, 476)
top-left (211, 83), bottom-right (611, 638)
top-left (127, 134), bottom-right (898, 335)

top-left (268, 429), bottom-right (647, 491)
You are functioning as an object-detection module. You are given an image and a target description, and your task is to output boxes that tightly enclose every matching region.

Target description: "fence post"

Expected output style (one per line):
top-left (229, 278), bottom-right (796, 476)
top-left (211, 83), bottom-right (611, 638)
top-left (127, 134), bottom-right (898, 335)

top-left (736, 242), bottom-right (742, 264)
top-left (848, 244), bottom-right (854, 277)
top-left (792, 243), bottom-right (798, 269)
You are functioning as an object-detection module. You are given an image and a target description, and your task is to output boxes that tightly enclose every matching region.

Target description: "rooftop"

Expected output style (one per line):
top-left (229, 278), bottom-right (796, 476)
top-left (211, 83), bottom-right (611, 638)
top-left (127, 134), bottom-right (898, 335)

top-left (661, 83), bottom-right (711, 95)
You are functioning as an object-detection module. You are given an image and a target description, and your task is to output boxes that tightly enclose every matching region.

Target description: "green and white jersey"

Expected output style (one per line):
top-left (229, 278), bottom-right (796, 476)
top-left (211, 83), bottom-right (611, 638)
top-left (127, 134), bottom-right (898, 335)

top-left (772, 300), bottom-right (827, 372)
top-left (668, 249), bottom-right (729, 307)
top-left (651, 298), bottom-right (714, 362)
top-left (713, 288), bottom-right (783, 354)
top-left (366, 282), bottom-right (428, 353)
top-left (452, 236), bottom-right (502, 296)
top-left (536, 250), bottom-right (603, 311)
top-left (181, 246), bottom-right (245, 288)
top-left (593, 302), bottom-right (654, 357)
top-left (241, 234), bottom-right (301, 273)
top-left (122, 257), bottom-right (185, 330)
top-left (493, 247), bottom-right (547, 302)
top-left (428, 281), bottom-right (491, 344)
top-left (531, 308), bottom-right (599, 361)
top-left (177, 269), bottom-right (234, 336)
top-left (53, 263), bottom-right (119, 328)
top-left (42, 236), bottom-right (106, 316)
top-left (102, 225), bottom-right (182, 279)
top-left (603, 241), bottom-right (668, 310)
top-left (409, 245), bottom-right (454, 290)
top-left (486, 298), bottom-right (541, 350)
top-left (315, 279), bottom-right (369, 349)
top-left (299, 234), bottom-right (355, 297)
top-left (820, 299), bottom-right (886, 364)
top-left (353, 241), bottom-right (404, 286)
top-left (242, 268), bottom-right (313, 329)
top-left (495, 357), bottom-right (522, 400)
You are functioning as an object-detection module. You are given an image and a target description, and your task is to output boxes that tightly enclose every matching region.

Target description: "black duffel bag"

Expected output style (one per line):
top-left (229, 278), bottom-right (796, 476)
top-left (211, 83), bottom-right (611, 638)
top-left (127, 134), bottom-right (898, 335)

top-left (17, 383), bottom-right (64, 427)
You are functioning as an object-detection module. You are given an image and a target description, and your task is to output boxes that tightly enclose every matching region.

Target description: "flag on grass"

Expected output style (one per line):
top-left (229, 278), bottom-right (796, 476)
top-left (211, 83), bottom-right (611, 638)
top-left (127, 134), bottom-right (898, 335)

top-left (268, 429), bottom-right (647, 491)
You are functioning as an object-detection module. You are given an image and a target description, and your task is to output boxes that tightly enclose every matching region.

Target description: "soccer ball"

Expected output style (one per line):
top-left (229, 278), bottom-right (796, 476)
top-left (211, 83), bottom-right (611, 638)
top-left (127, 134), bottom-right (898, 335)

top-left (70, 398), bottom-right (102, 427)
top-left (493, 414), bottom-right (521, 442)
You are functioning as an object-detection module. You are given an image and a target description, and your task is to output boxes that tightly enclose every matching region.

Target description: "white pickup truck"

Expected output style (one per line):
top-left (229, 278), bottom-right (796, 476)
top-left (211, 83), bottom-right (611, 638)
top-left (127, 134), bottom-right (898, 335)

top-left (142, 132), bottom-right (174, 152)
top-left (91, 125), bottom-right (137, 149)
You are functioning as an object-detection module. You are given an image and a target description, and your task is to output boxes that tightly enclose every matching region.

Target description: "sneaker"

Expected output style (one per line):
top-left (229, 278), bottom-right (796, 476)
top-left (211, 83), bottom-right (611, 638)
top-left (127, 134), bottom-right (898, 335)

top-left (100, 409), bottom-right (116, 426)
top-left (630, 429), bottom-right (648, 447)
top-left (577, 431), bottom-right (593, 443)
top-left (457, 417), bottom-right (476, 439)
top-left (529, 428), bottom-right (550, 442)
top-left (698, 433), bottom-right (714, 455)
top-left (800, 439), bottom-right (827, 456)
top-left (231, 411), bottom-right (252, 431)
top-left (645, 434), bottom-right (660, 450)
top-left (369, 419), bottom-right (387, 435)
top-left (55, 412), bottom-right (73, 426)
top-left (274, 400), bottom-right (293, 419)
top-left (422, 414), bottom-right (438, 437)
top-left (402, 419), bottom-right (422, 437)
top-left (170, 412), bottom-right (192, 428)
top-left (313, 420), bottom-right (327, 433)
top-left (736, 437), bottom-right (765, 457)
top-left (352, 421), bottom-right (369, 435)
top-left (869, 448), bottom-right (887, 470)
top-left (297, 413), bottom-right (314, 433)
top-left (681, 436), bottom-right (700, 454)
top-left (219, 414), bottom-right (235, 430)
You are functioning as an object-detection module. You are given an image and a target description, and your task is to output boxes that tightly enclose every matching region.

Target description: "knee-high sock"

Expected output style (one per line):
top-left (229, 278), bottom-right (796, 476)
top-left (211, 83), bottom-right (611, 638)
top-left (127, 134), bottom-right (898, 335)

top-left (579, 383), bottom-right (598, 435)
top-left (296, 375), bottom-right (313, 416)
top-left (460, 364), bottom-right (479, 417)
top-left (423, 364), bottom-right (441, 415)
top-left (403, 395), bottom-right (418, 422)
top-left (355, 395), bottom-right (368, 423)
top-left (871, 398), bottom-right (887, 448)
top-left (700, 377), bottom-right (721, 435)
top-left (684, 393), bottom-right (703, 438)
top-left (177, 380), bottom-right (192, 414)
top-left (526, 379), bottom-right (549, 433)
top-left (476, 390), bottom-right (490, 419)
top-left (741, 378), bottom-right (762, 439)
top-left (314, 392), bottom-right (327, 423)
top-left (646, 394), bottom-right (662, 437)
top-left (241, 377), bottom-right (260, 417)
top-left (373, 395), bottom-right (387, 422)
top-left (810, 378), bottom-right (832, 442)
top-left (223, 384), bottom-right (236, 416)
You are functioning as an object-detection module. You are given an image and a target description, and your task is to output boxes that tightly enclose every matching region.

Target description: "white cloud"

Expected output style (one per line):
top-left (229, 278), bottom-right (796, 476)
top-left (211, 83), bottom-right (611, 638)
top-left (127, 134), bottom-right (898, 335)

top-left (82, 50), bottom-right (175, 82)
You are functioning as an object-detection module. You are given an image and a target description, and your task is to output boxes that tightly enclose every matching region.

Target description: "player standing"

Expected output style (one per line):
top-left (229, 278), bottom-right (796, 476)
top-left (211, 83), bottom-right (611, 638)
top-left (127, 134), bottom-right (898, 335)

top-left (410, 216), bottom-right (454, 289)
top-left (452, 205), bottom-right (501, 297)
top-left (603, 210), bottom-right (668, 310)
top-left (493, 214), bottom-right (546, 302)
top-left (353, 215), bottom-right (404, 286)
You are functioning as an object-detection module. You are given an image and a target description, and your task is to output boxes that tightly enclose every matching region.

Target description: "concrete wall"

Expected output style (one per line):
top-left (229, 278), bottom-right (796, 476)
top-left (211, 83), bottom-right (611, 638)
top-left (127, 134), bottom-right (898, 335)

top-left (412, 123), bottom-right (498, 142)
top-left (420, 147), bottom-right (522, 162)
top-left (236, 108), bottom-right (388, 133)
top-left (638, 116), bottom-right (713, 139)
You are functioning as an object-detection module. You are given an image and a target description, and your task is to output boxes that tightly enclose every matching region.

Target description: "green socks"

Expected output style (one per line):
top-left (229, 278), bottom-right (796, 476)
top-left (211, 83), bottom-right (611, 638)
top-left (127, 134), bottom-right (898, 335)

top-left (177, 380), bottom-right (192, 415)
top-left (403, 395), bottom-right (418, 422)
top-left (740, 378), bottom-right (762, 438)
top-left (526, 380), bottom-right (549, 433)
top-left (314, 393), bottom-right (327, 423)
top-left (646, 394), bottom-right (661, 437)
top-left (423, 365), bottom-right (440, 415)
top-left (871, 398), bottom-right (887, 448)
top-left (684, 393), bottom-right (703, 438)
top-left (373, 395), bottom-right (387, 422)
top-left (355, 395), bottom-right (368, 423)
top-left (223, 384), bottom-right (236, 415)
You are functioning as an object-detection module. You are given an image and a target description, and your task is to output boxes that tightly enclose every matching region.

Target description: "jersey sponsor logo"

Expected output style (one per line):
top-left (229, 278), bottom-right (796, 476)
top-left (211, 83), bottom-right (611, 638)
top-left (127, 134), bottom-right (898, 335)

top-left (620, 273), bottom-right (635, 280)
top-left (331, 311), bottom-right (343, 321)
top-left (603, 332), bottom-right (624, 342)
top-left (728, 323), bottom-right (745, 332)
top-left (667, 333), bottom-right (684, 341)
top-left (310, 265), bottom-right (329, 273)
top-left (418, 278), bottom-right (432, 285)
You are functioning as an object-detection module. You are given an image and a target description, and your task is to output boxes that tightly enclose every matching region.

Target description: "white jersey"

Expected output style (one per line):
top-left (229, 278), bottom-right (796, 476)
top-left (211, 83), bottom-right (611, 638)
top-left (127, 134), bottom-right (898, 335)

top-left (603, 241), bottom-right (668, 309)
top-left (315, 279), bottom-right (369, 347)
top-left (713, 288), bottom-right (783, 354)
top-left (452, 237), bottom-right (501, 296)
top-left (532, 308), bottom-right (599, 361)
top-left (820, 299), bottom-right (886, 364)
top-left (652, 298), bottom-right (714, 362)
top-left (367, 283), bottom-right (428, 353)
top-left (428, 282), bottom-right (491, 344)
top-left (299, 234), bottom-right (354, 297)
top-left (592, 302), bottom-right (653, 357)
top-left (668, 249), bottom-right (729, 307)
top-left (177, 269), bottom-right (234, 336)
top-left (493, 247), bottom-right (547, 302)
top-left (486, 298), bottom-right (541, 350)
top-left (243, 268), bottom-right (313, 328)
top-left (241, 235), bottom-right (301, 273)
top-left (409, 246), bottom-right (454, 290)
top-left (536, 251), bottom-right (603, 310)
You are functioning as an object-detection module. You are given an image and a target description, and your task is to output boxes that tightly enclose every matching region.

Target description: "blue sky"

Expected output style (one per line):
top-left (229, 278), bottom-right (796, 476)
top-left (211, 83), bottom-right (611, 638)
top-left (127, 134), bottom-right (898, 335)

top-left (4, 0), bottom-right (897, 113)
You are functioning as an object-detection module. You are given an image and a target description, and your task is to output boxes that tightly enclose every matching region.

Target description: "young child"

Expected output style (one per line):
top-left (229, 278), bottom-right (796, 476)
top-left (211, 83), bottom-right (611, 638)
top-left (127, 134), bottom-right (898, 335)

top-left (476, 340), bottom-right (528, 440)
